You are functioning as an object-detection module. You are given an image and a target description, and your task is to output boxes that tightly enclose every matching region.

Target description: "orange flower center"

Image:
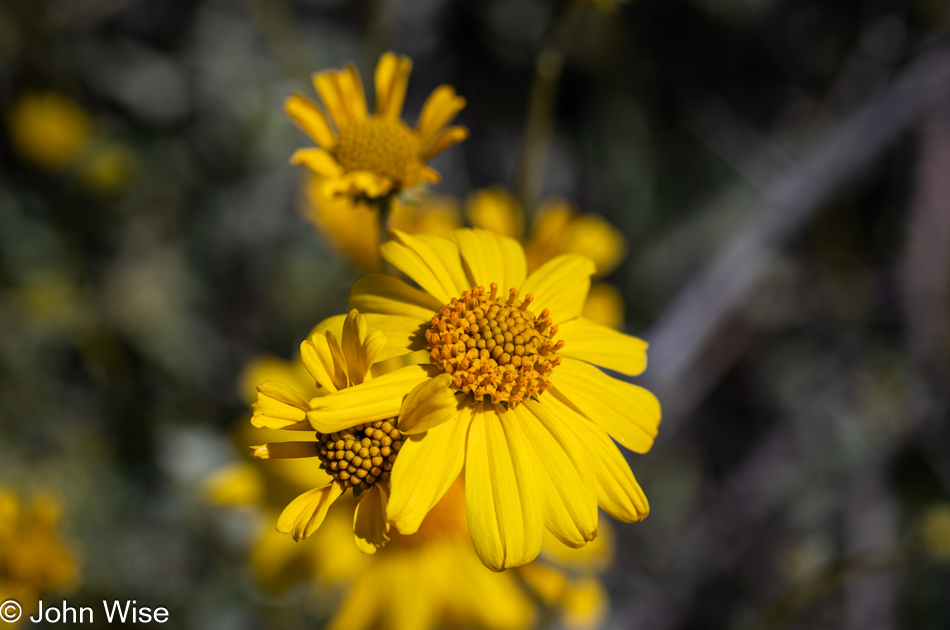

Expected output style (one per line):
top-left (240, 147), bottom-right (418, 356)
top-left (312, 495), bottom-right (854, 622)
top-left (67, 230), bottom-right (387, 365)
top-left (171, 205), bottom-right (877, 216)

top-left (425, 283), bottom-right (564, 407)
top-left (316, 420), bottom-right (403, 491)
top-left (333, 116), bottom-right (420, 183)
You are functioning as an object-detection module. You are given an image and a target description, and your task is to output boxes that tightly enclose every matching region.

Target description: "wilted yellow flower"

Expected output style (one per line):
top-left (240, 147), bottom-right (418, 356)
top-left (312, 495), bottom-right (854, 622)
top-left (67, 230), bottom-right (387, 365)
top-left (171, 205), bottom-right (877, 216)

top-left (286, 52), bottom-right (468, 206)
top-left (249, 309), bottom-right (458, 551)
top-left (306, 229), bottom-right (659, 571)
top-left (8, 93), bottom-right (91, 170)
top-left (0, 489), bottom-right (79, 625)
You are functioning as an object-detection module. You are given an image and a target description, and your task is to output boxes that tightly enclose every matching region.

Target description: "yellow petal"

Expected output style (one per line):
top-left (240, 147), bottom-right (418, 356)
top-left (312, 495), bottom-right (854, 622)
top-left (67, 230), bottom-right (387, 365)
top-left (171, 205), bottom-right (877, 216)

top-left (284, 94), bottom-right (337, 149)
top-left (339, 63), bottom-right (368, 121)
top-left (342, 309), bottom-right (370, 385)
top-left (516, 401), bottom-right (598, 548)
top-left (582, 283), bottom-right (625, 329)
top-left (528, 200), bottom-right (626, 278)
top-left (312, 312), bottom-right (425, 363)
top-left (518, 562), bottom-right (568, 604)
top-left (300, 332), bottom-right (347, 392)
top-left (520, 254), bottom-right (595, 325)
top-left (387, 407), bottom-right (469, 534)
top-left (540, 395), bottom-right (649, 522)
top-left (238, 354), bottom-right (316, 404)
top-left (558, 316), bottom-right (648, 375)
top-left (375, 52), bottom-right (412, 119)
top-left (466, 186), bottom-right (525, 239)
top-left (250, 441), bottom-right (320, 459)
top-left (453, 228), bottom-right (526, 296)
top-left (353, 484), bottom-right (390, 554)
top-left (552, 358), bottom-right (660, 453)
top-left (350, 273), bottom-right (442, 320)
top-left (289, 148), bottom-right (344, 178)
top-left (308, 365), bottom-right (432, 433)
top-left (251, 381), bottom-right (309, 429)
top-left (276, 481), bottom-right (345, 541)
top-left (417, 85), bottom-right (466, 146)
top-left (397, 374), bottom-right (459, 434)
top-left (313, 69), bottom-right (348, 128)
top-left (465, 403), bottom-right (544, 571)
top-left (381, 229), bottom-right (467, 303)
top-left (423, 125), bottom-right (469, 161)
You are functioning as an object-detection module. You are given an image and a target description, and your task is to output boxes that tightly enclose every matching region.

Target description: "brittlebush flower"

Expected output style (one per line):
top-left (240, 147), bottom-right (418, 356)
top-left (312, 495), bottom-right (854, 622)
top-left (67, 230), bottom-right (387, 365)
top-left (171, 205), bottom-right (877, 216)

top-left (0, 489), bottom-right (79, 626)
top-left (249, 310), bottom-right (457, 552)
top-left (306, 228), bottom-right (660, 571)
top-left (286, 52), bottom-right (468, 205)
top-left (8, 93), bottom-right (91, 170)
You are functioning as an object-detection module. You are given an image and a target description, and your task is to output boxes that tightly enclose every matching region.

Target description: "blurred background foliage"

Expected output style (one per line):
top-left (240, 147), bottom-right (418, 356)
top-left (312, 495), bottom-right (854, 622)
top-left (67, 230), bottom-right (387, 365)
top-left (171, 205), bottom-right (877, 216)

top-left (1, 0), bottom-right (950, 628)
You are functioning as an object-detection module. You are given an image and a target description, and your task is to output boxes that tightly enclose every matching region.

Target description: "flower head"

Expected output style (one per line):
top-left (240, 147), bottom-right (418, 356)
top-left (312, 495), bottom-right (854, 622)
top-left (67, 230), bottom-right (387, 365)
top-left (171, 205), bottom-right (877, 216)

top-left (249, 309), bottom-right (458, 552)
top-left (309, 228), bottom-right (660, 570)
top-left (8, 93), bottom-right (91, 170)
top-left (286, 52), bottom-right (468, 205)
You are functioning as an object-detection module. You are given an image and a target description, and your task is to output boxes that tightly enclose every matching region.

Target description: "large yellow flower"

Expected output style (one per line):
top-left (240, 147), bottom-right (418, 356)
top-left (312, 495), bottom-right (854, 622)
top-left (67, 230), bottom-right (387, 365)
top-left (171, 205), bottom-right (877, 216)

top-left (0, 489), bottom-right (79, 626)
top-left (306, 228), bottom-right (660, 571)
top-left (249, 310), bottom-right (457, 552)
top-left (286, 52), bottom-right (468, 205)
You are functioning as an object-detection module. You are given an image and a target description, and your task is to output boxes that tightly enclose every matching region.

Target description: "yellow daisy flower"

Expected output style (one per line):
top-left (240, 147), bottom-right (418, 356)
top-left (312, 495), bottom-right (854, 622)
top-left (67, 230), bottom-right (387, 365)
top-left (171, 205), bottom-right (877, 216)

top-left (307, 228), bottom-right (660, 571)
top-left (249, 309), bottom-right (458, 552)
top-left (8, 93), bottom-right (91, 170)
top-left (286, 52), bottom-right (468, 205)
top-left (0, 489), bottom-right (79, 626)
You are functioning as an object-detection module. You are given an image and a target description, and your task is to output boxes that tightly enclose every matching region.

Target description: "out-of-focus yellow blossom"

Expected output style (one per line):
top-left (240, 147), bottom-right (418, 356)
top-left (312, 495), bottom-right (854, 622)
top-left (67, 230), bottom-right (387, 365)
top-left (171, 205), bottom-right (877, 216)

top-left (248, 309), bottom-right (457, 551)
top-left (286, 52), bottom-right (467, 206)
top-left (0, 489), bottom-right (79, 626)
top-left (299, 174), bottom-right (461, 271)
top-left (466, 187), bottom-right (628, 328)
top-left (301, 183), bottom-right (628, 327)
top-left (80, 142), bottom-right (137, 194)
top-left (309, 228), bottom-right (657, 571)
top-left (920, 503), bottom-right (950, 562)
top-left (8, 93), bottom-right (91, 170)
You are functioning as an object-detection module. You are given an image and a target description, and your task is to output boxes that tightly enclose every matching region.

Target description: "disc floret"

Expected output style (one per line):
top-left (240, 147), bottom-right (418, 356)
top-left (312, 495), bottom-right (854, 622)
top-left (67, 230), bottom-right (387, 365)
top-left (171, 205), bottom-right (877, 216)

top-left (425, 283), bottom-right (564, 407)
top-left (317, 420), bottom-right (403, 490)
top-left (334, 117), bottom-right (420, 183)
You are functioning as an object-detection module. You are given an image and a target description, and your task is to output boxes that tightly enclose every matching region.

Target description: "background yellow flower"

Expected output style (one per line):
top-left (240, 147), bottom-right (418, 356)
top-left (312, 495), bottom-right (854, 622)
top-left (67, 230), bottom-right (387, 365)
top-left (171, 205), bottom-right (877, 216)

top-left (8, 93), bottom-right (90, 170)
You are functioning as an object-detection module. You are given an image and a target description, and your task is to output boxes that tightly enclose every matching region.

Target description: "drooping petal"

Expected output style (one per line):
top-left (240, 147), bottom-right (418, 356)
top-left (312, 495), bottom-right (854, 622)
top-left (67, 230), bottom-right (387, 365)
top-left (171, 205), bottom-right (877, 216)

top-left (466, 187), bottom-right (525, 240)
top-left (465, 403), bottom-right (544, 571)
top-left (551, 358), bottom-right (660, 454)
top-left (284, 94), bottom-right (337, 148)
top-left (375, 52), bottom-right (412, 119)
top-left (342, 309), bottom-right (372, 385)
top-left (301, 332), bottom-right (348, 392)
top-left (520, 254), bottom-right (595, 325)
top-left (308, 365), bottom-right (433, 433)
top-left (417, 85), bottom-right (467, 146)
top-left (454, 228), bottom-right (527, 296)
top-left (397, 374), bottom-right (459, 434)
top-left (516, 401), bottom-right (598, 548)
top-left (312, 312), bottom-right (425, 362)
top-left (423, 125), bottom-right (470, 161)
top-left (353, 484), bottom-right (390, 554)
top-left (387, 407), bottom-right (470, 534)
top-left (557, 316), bottom-right (648, 376)
top-left (540, 395), bottom-right (649, 522)
top-left (381, 230), bottom-right (468, 303)
top-left (276, 481), bottom-right (345, 541)
top-left (289, 148), bottom-right (344, 178)
top-left (350, 274), bottom-right (442, 320)
top-left (250, 442), bottom-right (320, 459)
top-left (251, 381), bottom-right (309, 429)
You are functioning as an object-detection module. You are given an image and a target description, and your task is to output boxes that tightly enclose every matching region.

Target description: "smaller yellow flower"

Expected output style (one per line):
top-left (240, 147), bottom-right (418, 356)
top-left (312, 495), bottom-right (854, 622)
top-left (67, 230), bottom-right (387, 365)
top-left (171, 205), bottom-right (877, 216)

top-left (8, 93), bottom-right (91, 170)
top-left (0, 489), bottom-right (79, 626)
top-left (286, 52), bottom-right (468, 205)
top-left (250, 309), bottom-right (458, 552)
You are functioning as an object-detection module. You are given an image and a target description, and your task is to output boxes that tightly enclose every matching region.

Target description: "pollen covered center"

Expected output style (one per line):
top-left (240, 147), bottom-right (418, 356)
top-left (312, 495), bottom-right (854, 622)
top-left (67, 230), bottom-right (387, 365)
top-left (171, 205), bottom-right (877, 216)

top-left (316, 420), bottom-right (403, 491)
top-left (334, 116), bottom-right (420, 183)
top-left (425, 284), bottom-right (564, 407)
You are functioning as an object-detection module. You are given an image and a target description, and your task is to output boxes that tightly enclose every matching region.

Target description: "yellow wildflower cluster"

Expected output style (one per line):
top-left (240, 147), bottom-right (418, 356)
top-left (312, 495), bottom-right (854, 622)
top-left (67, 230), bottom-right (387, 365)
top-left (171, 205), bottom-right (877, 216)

top-left (0, 490), bottom-right (79, 626)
